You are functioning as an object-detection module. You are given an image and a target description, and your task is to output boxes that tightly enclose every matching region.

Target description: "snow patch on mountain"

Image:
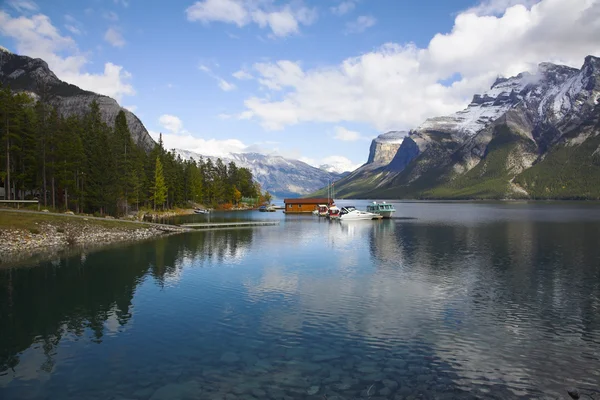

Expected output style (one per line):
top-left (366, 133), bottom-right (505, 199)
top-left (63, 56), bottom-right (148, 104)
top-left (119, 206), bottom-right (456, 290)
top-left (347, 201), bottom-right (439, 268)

top-left (175, 149), bottom-right (345, 198)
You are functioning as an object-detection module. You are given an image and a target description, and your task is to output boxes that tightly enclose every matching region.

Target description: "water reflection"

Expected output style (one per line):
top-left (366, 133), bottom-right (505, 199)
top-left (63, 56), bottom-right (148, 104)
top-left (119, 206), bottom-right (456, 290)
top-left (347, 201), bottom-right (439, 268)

top-left (1, 205), bottom-right (600, 399)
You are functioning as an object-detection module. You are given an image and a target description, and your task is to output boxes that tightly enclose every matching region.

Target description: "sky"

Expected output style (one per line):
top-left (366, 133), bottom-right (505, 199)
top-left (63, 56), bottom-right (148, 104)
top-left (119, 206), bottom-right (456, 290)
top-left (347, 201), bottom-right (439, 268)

top-left (1, 0), bottom-right (600, 173)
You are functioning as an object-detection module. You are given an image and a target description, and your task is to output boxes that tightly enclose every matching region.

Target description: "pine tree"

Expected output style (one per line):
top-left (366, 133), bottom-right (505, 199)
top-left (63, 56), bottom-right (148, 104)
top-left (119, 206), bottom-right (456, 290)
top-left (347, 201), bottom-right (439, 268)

top-left (153, 156), bottom-right (167, 210)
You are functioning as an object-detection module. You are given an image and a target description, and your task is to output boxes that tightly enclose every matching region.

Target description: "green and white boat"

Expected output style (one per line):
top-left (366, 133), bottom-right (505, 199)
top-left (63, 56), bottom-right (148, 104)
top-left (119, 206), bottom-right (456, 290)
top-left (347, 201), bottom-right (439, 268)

top-left (366, 201), bottom-right (396, 219)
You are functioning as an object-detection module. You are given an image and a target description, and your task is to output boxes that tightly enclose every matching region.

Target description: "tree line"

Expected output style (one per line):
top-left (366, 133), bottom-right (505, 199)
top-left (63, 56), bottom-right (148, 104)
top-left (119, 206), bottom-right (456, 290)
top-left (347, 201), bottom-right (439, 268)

top-left (0, 85), bottom-right (263, 216)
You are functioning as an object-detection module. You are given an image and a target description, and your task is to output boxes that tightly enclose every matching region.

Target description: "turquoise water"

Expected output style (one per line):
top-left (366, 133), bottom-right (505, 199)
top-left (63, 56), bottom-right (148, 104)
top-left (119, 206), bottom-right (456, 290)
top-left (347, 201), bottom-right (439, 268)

top-left (1, 201), bottom-right (600, 399)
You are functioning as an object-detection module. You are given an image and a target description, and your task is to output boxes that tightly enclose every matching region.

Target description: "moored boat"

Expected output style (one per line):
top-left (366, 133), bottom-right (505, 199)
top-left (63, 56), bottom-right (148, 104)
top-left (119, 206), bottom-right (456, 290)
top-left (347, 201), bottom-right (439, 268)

top-left (316, 204), bottom-right (330, 217)
top-left (366, 201), bottom-right (396, 218)
top-left (327, 205), bottom-right (341, 220)
top-left (339, 206), bottom-right (382, 221)
top-left (258, 205), bottom-right (268, 212)
top-left (194, 208), bottom-right (210, 214)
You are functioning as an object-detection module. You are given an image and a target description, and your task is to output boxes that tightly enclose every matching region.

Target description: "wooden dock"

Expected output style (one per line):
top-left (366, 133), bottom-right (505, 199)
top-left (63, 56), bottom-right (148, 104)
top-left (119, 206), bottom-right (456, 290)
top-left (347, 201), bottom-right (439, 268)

top-left (181, 221), bottom-right (280, 230)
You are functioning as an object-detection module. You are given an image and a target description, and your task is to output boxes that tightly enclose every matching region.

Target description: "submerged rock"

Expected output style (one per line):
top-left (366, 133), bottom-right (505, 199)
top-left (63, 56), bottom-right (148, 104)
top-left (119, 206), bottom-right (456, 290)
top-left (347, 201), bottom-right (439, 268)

top-left (149, 380), bottom-right (201, 400)
top-left (220, 351), bottom-right (241, 364)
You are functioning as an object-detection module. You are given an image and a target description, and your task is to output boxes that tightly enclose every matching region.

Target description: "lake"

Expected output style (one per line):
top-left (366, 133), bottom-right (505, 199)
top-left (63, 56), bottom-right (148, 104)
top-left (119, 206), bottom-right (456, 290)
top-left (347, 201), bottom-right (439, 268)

top-left (1, 201), bottom-right (599, 399)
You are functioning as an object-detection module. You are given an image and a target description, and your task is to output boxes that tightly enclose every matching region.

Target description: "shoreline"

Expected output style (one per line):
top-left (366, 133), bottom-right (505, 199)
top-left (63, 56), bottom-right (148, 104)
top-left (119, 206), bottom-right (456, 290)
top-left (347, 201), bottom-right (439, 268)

top-left (0, 209), bottom-right (190, 266)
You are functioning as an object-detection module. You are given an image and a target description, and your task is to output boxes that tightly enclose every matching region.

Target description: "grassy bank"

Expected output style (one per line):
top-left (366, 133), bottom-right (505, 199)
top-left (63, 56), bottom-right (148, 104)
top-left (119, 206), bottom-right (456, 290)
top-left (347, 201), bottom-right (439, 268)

top-left (0, 210), bottom-right (188, 266)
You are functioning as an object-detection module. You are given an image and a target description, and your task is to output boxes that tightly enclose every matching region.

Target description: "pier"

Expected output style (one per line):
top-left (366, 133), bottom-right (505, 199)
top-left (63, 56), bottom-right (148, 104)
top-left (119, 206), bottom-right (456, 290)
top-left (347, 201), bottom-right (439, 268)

top-left (181, 221), bottom-right (280, 230)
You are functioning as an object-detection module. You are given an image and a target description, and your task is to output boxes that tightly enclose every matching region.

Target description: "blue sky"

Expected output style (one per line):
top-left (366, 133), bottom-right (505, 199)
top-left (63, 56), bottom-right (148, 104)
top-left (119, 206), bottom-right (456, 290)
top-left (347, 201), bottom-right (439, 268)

top-left (1, 0), bottom-right (599, 172)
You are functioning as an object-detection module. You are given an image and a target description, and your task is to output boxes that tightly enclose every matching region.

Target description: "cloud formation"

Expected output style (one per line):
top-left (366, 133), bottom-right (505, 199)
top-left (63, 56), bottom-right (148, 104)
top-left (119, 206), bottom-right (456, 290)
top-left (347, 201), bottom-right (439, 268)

top-left (239, 0), bottom-right (600, 131)
top-left (333, 126), bottom-right (362, 141)
top-left (331, 1), bottom-right (357, 16)
top-left (345, 15), bottom-right (376, 34)
top-left (186, 0), bottom-right (317, 37)
top-left (199, 63), bottom-right (237, 91)
top-left (0, 11), bottom-right (135, 101)
top-left (159, 114), bottom-right (184, 133)
top-left (104, 27), bottom-right (126, 47)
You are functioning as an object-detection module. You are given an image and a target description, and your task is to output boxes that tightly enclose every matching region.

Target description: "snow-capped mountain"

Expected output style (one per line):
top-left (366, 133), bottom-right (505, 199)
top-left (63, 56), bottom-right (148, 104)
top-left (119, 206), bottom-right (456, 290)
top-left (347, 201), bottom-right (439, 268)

top-left (175, 149), bottom-right (345, 198)
top-left (323, 55), bottom-right (600, 199)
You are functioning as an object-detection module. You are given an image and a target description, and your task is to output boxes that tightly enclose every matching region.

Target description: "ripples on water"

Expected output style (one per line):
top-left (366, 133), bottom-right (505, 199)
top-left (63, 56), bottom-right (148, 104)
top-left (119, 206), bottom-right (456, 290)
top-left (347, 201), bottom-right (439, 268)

top-left (1, 201), bottom-right (600, 399)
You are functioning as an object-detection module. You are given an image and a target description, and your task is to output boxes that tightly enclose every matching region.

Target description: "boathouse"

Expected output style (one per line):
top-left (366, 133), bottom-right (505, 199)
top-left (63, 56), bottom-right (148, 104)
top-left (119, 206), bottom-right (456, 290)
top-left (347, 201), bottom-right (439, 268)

top-left (283, 198), bottom-right (333, 214)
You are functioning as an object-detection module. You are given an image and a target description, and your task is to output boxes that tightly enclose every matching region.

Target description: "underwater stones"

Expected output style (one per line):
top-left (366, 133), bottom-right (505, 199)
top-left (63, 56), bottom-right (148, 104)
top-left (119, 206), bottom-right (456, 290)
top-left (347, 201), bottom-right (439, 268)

top-left (383, 379), bottom-right (399, 390)
top-left (149, 380), bottom-right (201, 400)
top-left (307, 385), bottom-right (320, 396)
top-left (251, 388), bottom-right (267, 397)
top-left (220, 352), bottom-right (241, 364)
top-left (133, 387), bottom-right (155, 398)
top-left (311, 353), bottom-right (341, 362)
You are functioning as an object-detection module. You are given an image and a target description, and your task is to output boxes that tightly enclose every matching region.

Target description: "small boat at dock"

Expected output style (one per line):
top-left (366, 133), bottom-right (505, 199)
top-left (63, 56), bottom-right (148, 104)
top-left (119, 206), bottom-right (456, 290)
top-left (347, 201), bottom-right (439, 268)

top-left (366, 201), bottom-right (396, 218)
top-left (339, 206), bottom-right (382, 221)
top-left (194, 208), bottom-right (210, 214)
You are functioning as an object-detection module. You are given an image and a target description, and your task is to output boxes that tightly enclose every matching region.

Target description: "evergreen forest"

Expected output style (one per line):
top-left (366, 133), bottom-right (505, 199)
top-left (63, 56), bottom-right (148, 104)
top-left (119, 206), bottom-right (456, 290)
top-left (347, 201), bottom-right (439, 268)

top-left (0, 86), bottom-right (263, 216)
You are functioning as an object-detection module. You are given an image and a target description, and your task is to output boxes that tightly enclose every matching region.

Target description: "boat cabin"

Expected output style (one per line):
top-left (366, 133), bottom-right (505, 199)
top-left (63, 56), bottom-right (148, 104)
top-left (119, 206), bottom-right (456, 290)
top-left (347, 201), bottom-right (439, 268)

top-left (284, 198), bottom-right (333, 214)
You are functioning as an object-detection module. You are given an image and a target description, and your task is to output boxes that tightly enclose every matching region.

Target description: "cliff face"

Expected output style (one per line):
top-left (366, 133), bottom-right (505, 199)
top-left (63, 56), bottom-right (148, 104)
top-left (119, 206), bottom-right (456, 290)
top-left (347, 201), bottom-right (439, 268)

top-left (367, 131), bottom-right (406, 165)
top-left (317, 55), bottom-right (600, 200)
top-left (0, 49), bottom-right (155, 151)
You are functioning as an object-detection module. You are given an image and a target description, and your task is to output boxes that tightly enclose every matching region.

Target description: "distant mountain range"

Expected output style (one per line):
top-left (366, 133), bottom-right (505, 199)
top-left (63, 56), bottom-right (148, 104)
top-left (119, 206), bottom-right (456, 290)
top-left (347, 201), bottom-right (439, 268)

top-left (0, 49), bottom-right (350, 198)
top-left (175, 149), bottom-right (347, 199)
top-left (314, 55), bottom-right (600, 200)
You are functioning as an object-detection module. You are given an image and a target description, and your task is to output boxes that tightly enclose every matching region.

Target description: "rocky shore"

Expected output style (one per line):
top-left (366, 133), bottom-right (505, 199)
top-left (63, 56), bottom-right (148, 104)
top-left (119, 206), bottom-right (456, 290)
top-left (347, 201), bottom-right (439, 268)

top-left (0, 212), bottom-right (188, 265)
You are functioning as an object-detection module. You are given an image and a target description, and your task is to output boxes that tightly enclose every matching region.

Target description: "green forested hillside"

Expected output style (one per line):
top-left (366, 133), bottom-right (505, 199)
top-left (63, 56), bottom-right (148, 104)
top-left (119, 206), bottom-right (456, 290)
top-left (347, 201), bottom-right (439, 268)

top-left (514, 132), bottom-right (600, 199)
top-left (0, 86), bottom-right (261, 215)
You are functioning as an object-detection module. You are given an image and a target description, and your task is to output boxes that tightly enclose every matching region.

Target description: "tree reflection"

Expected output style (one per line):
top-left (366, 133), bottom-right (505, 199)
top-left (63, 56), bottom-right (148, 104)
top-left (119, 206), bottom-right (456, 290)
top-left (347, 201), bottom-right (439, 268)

top-left (0, 228), bottom-right (254, 376)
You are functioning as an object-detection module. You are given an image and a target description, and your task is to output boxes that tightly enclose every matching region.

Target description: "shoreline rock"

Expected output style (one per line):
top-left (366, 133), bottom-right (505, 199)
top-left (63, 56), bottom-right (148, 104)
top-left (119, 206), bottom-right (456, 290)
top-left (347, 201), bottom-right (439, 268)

top-left (0, 220), bottom-right (187, 266)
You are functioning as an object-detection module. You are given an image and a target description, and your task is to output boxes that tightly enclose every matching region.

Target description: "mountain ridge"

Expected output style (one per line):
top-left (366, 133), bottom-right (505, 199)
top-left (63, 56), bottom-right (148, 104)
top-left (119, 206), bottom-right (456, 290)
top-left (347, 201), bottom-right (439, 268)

top-left (313, 55), bottom-right (600, 200)
top-left (0, 48), bottom-right (155, 151)
top-left (175, 149), bottom-right (346, 198)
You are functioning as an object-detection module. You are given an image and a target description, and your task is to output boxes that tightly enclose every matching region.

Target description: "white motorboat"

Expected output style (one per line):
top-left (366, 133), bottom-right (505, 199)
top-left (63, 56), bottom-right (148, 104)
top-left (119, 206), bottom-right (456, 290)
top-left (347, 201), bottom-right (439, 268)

top-left (338, 206), bottom-right (382, 221)
top-left (366, 201), bottom-right (396, 218)
top-left (194, 208), bottom-right (210, 214)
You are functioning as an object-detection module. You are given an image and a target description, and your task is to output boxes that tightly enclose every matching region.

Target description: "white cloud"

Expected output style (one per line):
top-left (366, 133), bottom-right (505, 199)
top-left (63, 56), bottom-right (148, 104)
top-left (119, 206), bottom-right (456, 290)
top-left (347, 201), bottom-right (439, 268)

top-left (218, 79), bottom-right (237, 91)
top-left (64, 25), bottom-right (81, 35)
top-left (240, 0), bottom-right (600, 131)
top-left (185, 0), bottom-right (317, 38)
top-left (7, 0), bottom-right (38, 13)
top-left (159, 114), bottom-right (183, 134)
top-left (64, 14), bottom-right (84, 35)
top-left (345, 15), bottom-right (376, 34)
top-left (331, 1), bottom-right (356, 16)
top-left (320, 155), bottom-right (362, 173)
top-left (124, 105), bottom-right (137, 112)
top-left (466, 0), bottom-right (541, 16)
top-left (333, 126), bottom-right (361, 141)
top-left (0, 11), bottom-right (135, 101)
top-left (300, 155), bottom-right (361, 173)
top-left (114, 0), bottom-right (130, 7)
top-left (233, 69), bottom-right (253, 80)
top-left (199, 63), bottom-right (237, 91)
top-left (103, 11), bottom-right (119, 21)
top-left (149, 129), bottom-right (249, 158)
top-left (104, 27), bottom-right (125, 47)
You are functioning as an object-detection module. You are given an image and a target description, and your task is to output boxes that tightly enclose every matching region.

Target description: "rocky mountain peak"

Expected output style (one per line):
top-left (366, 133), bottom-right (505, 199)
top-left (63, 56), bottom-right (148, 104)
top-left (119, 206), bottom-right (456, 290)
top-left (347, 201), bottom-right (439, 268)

top-left (367, 131), bottom-right (406, 165)
top-left (0, 51), bottom-right (156, 152)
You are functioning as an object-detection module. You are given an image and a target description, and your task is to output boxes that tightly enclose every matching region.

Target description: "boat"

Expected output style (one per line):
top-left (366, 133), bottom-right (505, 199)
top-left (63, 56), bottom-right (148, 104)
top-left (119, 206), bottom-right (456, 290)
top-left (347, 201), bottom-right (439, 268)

top-left (266, 205), bottom-right (277, 212)
top-left (327, 205), bottom-right (341, 220)
top-left (258, 205), bottom-right (268, 212)
top-left (194, 208), bottom-right (210, 214)
top-left (366, 201), bottom-right (396, 218)
top-left (338, 206), bottom-right (382, 221)
top-left (316, 204), bottom-right (330, 217)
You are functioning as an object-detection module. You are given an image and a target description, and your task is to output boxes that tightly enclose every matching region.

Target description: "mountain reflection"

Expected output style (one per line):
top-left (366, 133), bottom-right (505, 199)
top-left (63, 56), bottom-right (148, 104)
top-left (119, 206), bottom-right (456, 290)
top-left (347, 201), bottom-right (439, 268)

top-left (0, 229), bottom-right (255, 379)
